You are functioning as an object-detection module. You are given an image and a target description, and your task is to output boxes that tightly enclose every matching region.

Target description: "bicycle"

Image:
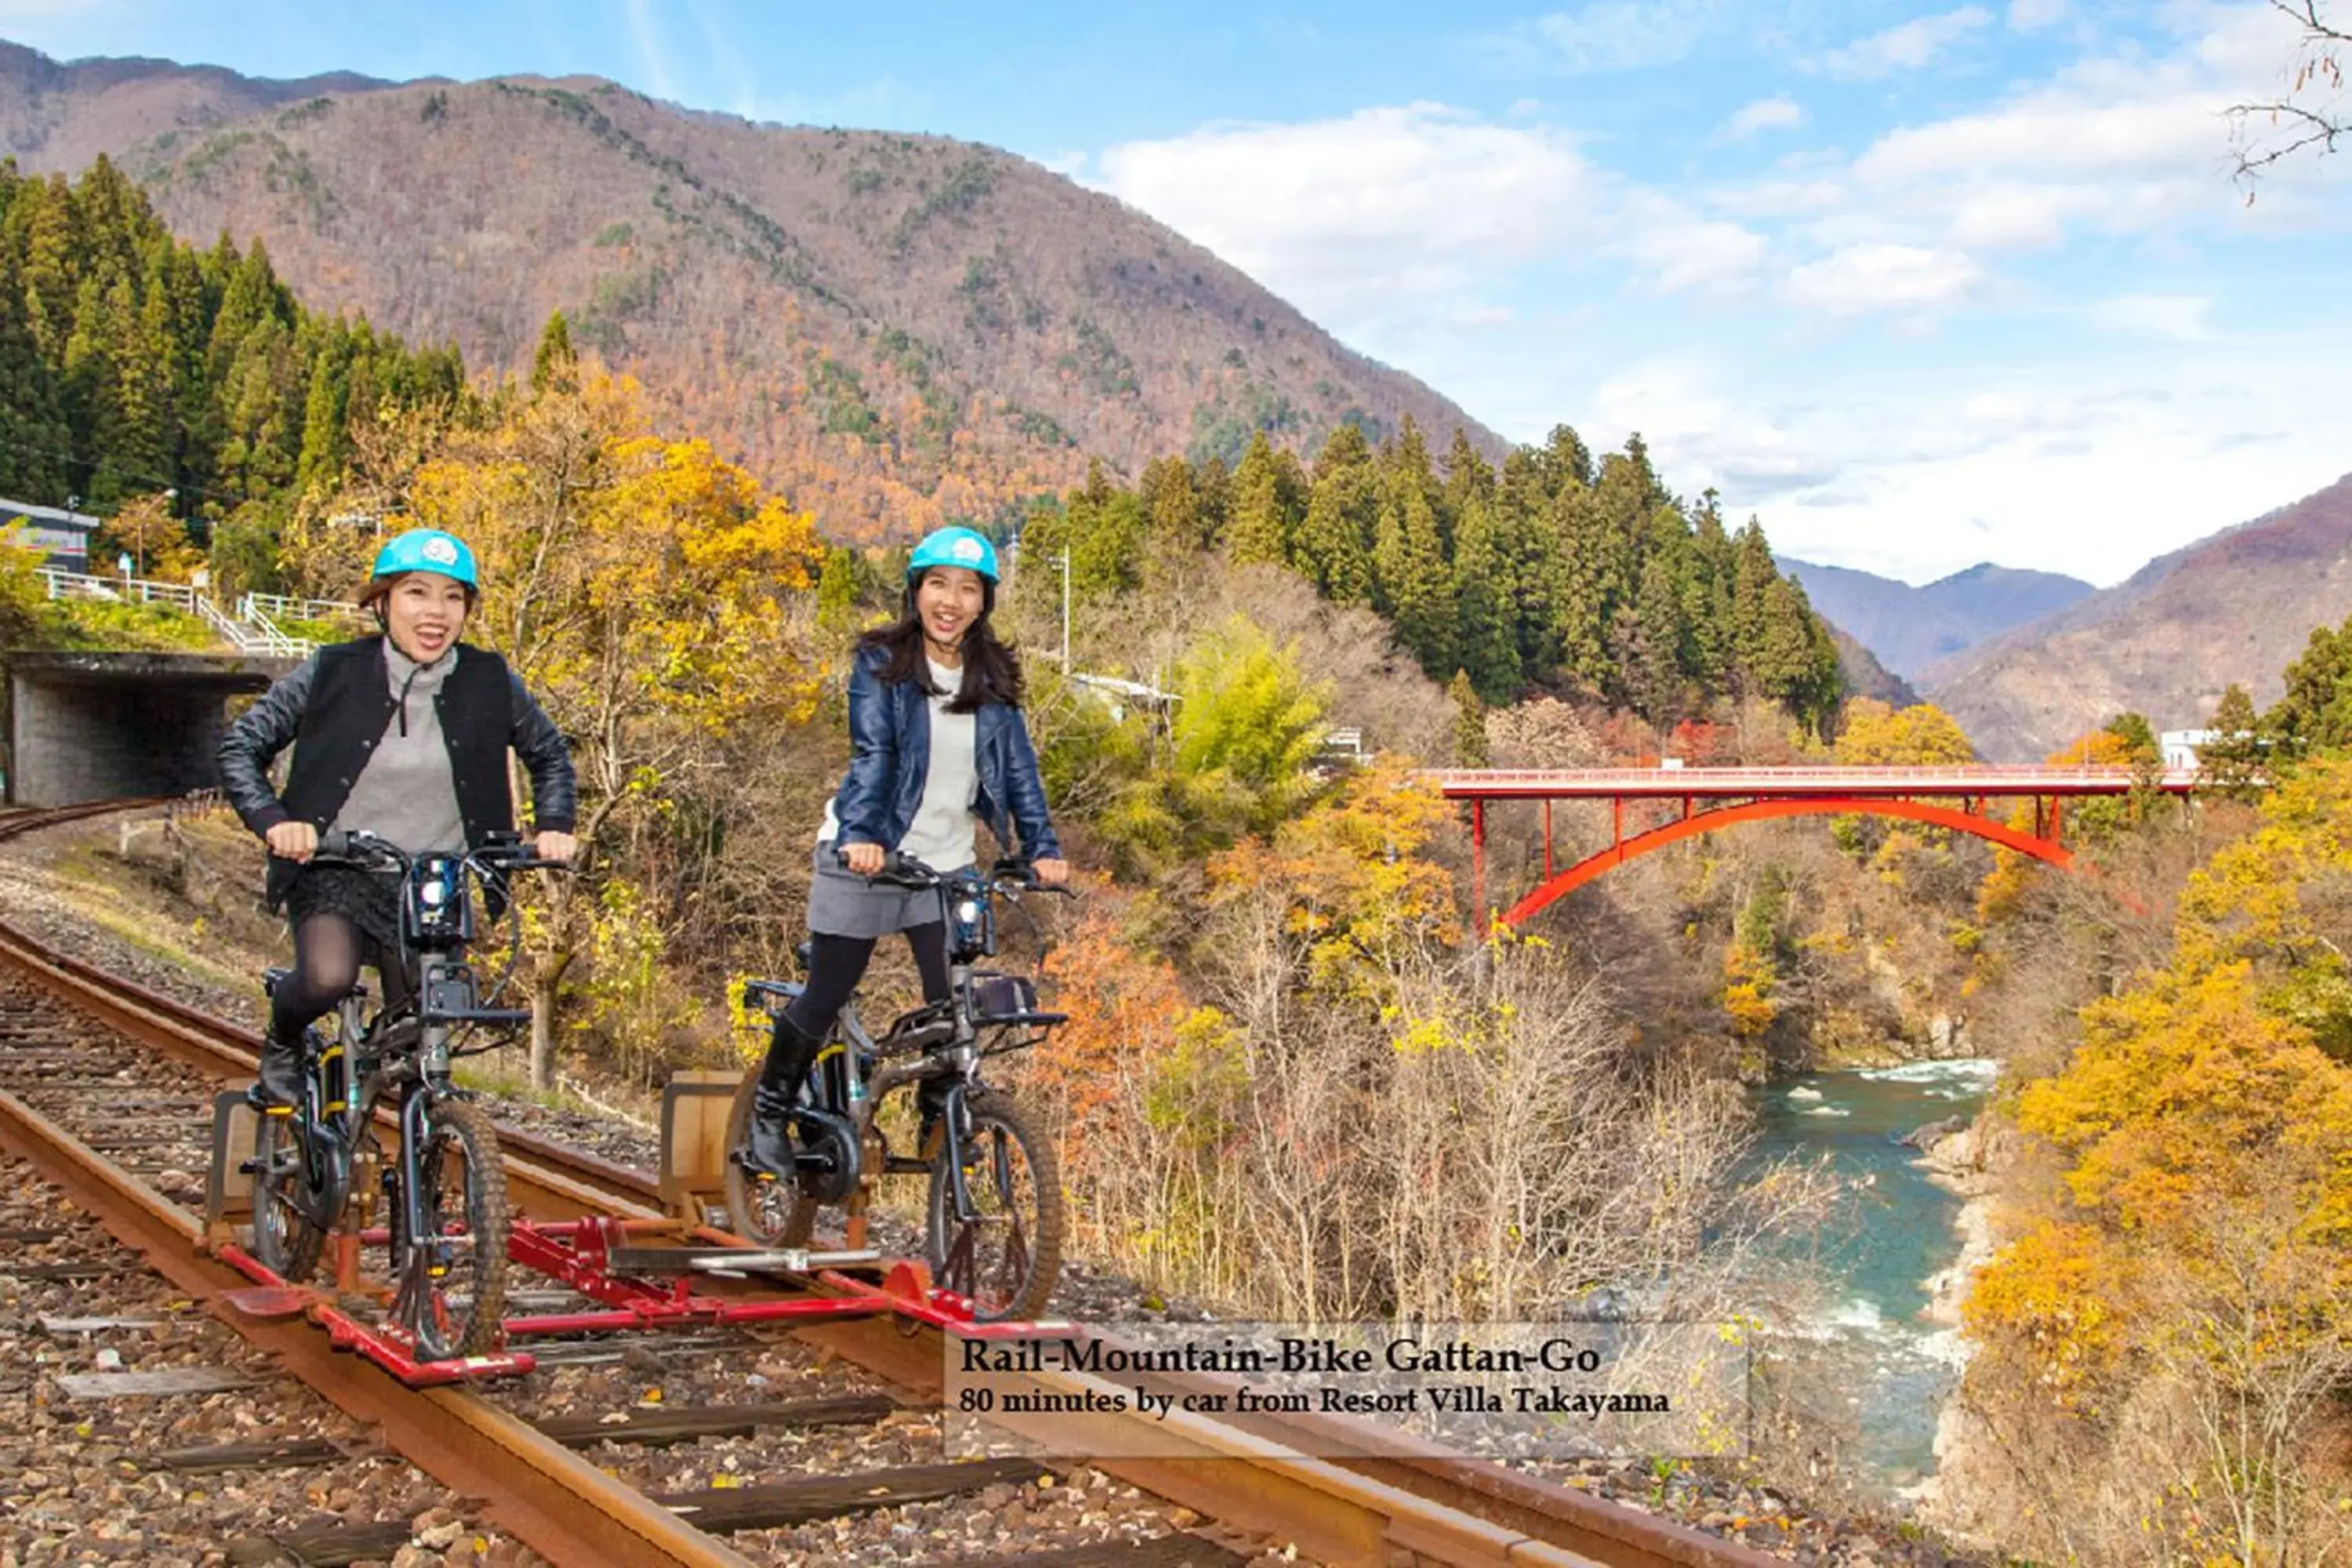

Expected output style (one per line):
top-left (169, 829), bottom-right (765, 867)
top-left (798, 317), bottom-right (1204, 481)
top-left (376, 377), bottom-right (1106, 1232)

top-left (245, 829), bottom-right (565, 1360)
top-left (725, 852), bottom-right (1072, 1323)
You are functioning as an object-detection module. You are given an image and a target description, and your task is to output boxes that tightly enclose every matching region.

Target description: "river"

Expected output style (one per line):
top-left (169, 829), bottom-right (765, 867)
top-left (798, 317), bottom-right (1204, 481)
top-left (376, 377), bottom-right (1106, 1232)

top-left (1741, 1058), bottom-right (1997, 1491)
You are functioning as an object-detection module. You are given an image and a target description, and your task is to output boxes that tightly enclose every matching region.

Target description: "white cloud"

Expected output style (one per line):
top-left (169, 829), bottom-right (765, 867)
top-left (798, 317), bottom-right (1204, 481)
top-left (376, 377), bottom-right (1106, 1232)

top-left (1822, 6), bottom-right (1994, 78)
top-left (1717, 96), bottom-right (1806, 141)
top-left (1780, 244), bottom-right (1988, 316)
top-left (1617, 194), bottom-right (1768, 296)
top-left (2089, 292), bottom-right (2214, 338)
top-left (1092, 105), bottom-right (1603, 316)
top-left (2006, 0), bottom-right (2067, 29)
top-left (1591, 346), bottom-right (2350, 589)
top-left (1486, 0), bottom-right (1729, 75)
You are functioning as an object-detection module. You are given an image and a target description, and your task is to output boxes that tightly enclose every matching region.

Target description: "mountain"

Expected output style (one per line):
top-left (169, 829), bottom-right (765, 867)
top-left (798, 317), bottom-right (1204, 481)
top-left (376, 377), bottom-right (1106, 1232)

top-left (1919, 471), bottom-right (2352, 760)
top-left (1777, 554), bottom-right (2095, 680)
top-left (0, 42), bottom-right (398, 173)
top-left (0, 43), bottom-right (1504, 543)
top-left (1826, 624), bottom-right (1920, 709)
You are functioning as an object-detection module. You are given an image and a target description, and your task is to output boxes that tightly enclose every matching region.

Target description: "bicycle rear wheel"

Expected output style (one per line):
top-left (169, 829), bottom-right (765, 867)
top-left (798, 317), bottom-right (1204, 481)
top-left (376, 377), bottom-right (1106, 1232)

top-left (925, 1091), bottom-right (1062, 1323)
top-left (723, 1069), bottom-right (816, 1247)
top-left (249, 1109), bottom-right (328, 1283)
top-left (391, 1097), bottom-right (510, 1360)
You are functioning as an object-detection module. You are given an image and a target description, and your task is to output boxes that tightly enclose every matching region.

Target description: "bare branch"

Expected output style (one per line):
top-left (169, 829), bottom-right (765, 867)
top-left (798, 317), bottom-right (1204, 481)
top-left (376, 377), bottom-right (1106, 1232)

top-left (2227, 0), bottom-right (2347, 189)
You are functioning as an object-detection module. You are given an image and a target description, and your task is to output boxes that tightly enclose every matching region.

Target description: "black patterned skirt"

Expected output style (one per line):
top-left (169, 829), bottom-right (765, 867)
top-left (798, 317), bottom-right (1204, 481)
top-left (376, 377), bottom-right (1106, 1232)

top-left (284, 864), bottom-right (402, 958)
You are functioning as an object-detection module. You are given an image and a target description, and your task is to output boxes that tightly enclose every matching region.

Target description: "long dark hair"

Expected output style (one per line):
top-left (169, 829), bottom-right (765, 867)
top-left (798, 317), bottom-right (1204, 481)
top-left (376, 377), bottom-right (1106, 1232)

top-left (857, 571), bottom-right (1025, 713)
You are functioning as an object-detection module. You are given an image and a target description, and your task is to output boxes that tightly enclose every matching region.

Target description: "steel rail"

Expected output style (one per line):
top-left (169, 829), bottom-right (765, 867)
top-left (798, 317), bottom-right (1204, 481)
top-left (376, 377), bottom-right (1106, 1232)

top-left (0, 799), bottom-right (1783, 1567)
top-left (0, 1084), bottom-right (758, 1567)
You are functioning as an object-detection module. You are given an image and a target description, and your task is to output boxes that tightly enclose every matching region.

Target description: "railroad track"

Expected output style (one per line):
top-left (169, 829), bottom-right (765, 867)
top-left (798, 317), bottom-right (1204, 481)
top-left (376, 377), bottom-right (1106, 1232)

top-left (0, 797), bottom-right (1781, 1568)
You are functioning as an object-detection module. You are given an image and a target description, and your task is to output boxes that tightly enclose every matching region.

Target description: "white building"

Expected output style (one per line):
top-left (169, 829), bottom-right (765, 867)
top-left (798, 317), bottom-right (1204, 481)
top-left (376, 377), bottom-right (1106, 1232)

top-left (0, 498), bottom-right (100, 572)
top-left (2161, 730), bottom-right (2216, 770)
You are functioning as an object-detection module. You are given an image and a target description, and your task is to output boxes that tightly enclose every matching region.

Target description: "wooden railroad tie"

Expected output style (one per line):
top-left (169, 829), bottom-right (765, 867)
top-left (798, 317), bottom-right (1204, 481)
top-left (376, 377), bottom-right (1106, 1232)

top-left (147, 1392), bottom-right (899, 1473)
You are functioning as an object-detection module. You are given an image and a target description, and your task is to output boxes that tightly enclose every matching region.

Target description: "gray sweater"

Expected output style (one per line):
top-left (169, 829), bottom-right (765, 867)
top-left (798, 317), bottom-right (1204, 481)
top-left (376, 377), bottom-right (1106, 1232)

top-left (332, 641), bottom-right (466, 853)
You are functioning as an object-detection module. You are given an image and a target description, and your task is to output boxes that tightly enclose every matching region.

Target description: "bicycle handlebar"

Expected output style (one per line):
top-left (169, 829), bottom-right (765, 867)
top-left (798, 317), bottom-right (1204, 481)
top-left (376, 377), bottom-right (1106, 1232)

top-left (844, 849), bottom-right (1073, 895)
top-left (313, 828), bottom-right (572, 875)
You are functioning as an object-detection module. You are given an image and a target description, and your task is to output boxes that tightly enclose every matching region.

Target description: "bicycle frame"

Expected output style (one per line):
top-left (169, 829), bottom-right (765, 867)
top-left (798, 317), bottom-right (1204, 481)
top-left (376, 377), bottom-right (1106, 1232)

top-left (267, 836), bottom-right (547, 1272)
top-left (758, 862), bottom-right (1066, 1219)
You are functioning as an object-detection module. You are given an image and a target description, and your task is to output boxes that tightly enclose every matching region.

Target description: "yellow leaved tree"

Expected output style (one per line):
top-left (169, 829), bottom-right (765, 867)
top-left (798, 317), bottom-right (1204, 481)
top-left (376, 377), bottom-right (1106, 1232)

top-left (1962, 758), bottom-right (2352, 1563)
top-left (399, 370), bottom-right (824, 1085)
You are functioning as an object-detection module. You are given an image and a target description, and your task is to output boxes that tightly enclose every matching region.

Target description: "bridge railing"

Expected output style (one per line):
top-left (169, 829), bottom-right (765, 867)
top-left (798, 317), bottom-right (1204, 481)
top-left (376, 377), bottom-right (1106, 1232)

top-left (1429, 764), bottom-right (2200, 793)
top-left (38, 568), bottom-right (199, 612)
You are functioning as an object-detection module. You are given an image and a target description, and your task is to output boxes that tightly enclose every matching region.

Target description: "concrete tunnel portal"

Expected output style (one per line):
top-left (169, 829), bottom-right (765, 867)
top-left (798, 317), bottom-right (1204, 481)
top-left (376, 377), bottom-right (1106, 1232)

top-left (3, 650), bottom-right (299, 807)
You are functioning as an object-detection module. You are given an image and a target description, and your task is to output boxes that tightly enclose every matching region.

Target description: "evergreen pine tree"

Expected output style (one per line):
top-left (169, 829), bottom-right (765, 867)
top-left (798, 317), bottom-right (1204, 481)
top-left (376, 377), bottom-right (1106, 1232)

top-left (1450, 493), bottom-right (1522, 702)
top-left (19, 175), bottom-right (78, 361)
top-left (531, 309), bottom-right (578, 397)
top-left (1295, 426), bottom-right (1375, 605)
top-left (2201, 684), bottom-right (2263, 797)
top-left (1226, 431), bottom-right (1294, 566)
top-left (1536, 423), bottom-right (1594, 497)
top-left (1550, 486), bottom-right (1613, 691)
top-left (1450, 670), bottom-right (1490, 768)
top-left (295, 334), bottom-right (350, 494)
top-left (1441, 426), bottom-right (1494, 520)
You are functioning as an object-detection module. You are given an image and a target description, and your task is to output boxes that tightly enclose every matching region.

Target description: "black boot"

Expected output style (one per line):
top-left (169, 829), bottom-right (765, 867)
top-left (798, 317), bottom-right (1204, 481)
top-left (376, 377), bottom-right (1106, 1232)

top-left (247, 1021), bottom-right (307, 1112)
top-left (742, 1015), bottom-right (823, 1178)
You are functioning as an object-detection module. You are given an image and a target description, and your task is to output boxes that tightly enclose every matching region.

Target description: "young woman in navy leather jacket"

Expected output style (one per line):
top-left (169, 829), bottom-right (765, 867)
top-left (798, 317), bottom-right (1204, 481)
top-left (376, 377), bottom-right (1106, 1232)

top-left (742, 524), bottom-right (1067, 1177)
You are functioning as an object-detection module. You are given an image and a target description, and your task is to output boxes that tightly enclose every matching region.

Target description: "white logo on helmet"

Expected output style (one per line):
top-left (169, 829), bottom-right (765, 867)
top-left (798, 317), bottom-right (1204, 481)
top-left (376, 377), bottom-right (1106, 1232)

top-left (952, 536), bottom-right (984, 563)
top-left (422, 537), bottom-right (461, 567)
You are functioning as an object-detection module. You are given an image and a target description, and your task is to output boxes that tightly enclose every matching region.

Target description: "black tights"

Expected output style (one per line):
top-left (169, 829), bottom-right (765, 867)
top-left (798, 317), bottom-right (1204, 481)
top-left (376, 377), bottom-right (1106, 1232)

top-left (270, 913), bottom-right (408, 1044)
top-left (782, 920), bottom-right (950, 1041)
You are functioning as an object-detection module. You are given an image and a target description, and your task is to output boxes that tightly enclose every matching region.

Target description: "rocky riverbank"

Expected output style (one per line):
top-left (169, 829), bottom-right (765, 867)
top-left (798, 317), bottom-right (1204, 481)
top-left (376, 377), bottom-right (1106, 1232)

top-left (1904, 1112), bottom-right (2009, 1543)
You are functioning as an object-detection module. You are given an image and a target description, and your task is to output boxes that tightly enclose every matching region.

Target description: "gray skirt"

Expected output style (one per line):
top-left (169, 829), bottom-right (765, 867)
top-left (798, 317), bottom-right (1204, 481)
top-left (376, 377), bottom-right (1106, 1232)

top-left (806, 840), bottom-right (949, 939)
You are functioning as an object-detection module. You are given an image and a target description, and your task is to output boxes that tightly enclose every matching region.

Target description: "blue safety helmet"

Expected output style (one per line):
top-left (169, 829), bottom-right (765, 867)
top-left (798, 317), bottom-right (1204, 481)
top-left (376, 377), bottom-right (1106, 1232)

top-left (906, 526), bottom-right (999, 585)
top-left (371, 528), bottom-right (478, 590)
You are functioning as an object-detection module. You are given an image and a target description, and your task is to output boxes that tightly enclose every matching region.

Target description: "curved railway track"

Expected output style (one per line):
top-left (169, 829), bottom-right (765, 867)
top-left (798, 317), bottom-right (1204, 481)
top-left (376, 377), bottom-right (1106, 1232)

top-left (0, 797), bottom-right (1784, 1568)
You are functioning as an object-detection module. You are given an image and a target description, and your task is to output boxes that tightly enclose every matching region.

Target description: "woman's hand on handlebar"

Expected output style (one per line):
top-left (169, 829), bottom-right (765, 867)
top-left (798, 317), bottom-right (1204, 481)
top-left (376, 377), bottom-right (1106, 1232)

top-left (265, 821), bottom-right (318, 862)
top-left (1033, 857), bottom-right (1070, 887)
top-left (531, 830), bottom-right (577, 864)
top-left (841, 840), bottom-right (886, 877)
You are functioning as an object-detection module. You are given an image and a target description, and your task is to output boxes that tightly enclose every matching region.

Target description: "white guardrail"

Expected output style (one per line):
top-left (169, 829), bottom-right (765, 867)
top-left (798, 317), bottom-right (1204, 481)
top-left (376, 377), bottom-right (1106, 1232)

top-left (41, 568), bottom-right (354, 659)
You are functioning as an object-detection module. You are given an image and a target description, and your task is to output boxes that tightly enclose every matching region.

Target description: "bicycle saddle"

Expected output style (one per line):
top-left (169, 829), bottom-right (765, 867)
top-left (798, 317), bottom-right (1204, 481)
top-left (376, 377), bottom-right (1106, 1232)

top-left (742, 978), bottom-right (803, 1009)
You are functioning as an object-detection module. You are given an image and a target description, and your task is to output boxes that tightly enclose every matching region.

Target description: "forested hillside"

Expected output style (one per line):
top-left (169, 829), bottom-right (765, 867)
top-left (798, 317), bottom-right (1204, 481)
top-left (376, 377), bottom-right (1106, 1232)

top-left (0, 154), bottom-right (460, 559)
top-left (1020, 423), bottom-right (1845, 728)
top-left (0, 45), bottom-right (1502, 546)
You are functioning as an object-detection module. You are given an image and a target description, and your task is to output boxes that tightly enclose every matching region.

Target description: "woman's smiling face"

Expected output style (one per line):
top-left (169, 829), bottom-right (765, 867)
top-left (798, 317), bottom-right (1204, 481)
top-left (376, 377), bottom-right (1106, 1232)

top-left (383, 572), bottom-right (470, 662)
top-left (915, 566), bottom-right (985, 651)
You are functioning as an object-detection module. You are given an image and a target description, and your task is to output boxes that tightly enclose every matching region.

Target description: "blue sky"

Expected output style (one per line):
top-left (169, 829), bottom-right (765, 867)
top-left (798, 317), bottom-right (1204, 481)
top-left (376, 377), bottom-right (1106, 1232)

top-left (7, 0), bottom-right (2348, 584)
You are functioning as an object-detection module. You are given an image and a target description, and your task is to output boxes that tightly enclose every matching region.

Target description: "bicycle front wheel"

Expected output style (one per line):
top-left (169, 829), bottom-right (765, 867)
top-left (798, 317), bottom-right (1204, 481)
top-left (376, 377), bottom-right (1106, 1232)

top-left (391, 1098), bottom-right (510, 1360)
top-left (250, 1109), bottom-right (328, 1283)
top-left (925, 1091), bottom-right (1063, 1323)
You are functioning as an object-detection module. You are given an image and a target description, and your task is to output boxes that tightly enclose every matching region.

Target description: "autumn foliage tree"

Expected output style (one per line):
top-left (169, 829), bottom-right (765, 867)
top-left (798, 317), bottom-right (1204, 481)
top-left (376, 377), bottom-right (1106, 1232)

top-left (315, 362), bottom-right (826, 1086)
top-left (1961, 759), bottom-right (2352, 1563)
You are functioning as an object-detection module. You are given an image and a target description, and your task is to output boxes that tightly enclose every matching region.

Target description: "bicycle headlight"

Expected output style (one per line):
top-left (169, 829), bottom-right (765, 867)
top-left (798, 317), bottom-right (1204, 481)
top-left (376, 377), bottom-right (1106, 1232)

top-left (956, 898), bottom-right (982, 927)
top-left (403, 852), bottom-right (472, 946)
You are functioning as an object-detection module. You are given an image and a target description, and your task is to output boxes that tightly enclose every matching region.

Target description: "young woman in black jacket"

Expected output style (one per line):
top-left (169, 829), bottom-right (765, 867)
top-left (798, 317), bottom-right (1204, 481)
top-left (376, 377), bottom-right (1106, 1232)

top-left (216, 528), bottom-right (576, 1110)
top-left (742, 524), bottom-right (1066, 1177)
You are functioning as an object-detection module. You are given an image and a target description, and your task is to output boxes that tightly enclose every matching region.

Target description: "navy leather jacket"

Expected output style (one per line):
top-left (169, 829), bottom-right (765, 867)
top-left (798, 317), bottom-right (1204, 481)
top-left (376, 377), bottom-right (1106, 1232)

top-left (830, 643), bottom-right (1061, 862)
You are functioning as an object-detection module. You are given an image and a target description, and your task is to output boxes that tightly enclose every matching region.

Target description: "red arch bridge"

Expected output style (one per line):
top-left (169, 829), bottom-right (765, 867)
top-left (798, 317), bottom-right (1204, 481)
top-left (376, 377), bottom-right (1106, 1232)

top-left (1427, 765), bottom-right (2200, 928)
